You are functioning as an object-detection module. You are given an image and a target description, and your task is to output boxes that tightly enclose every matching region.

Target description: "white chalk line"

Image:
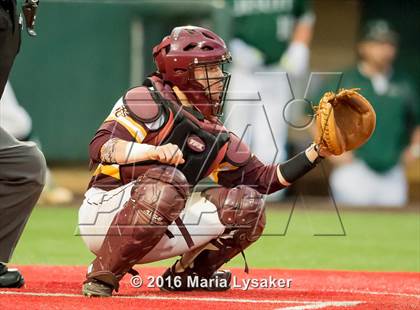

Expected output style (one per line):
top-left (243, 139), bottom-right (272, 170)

top-left (1, 287), bottom-right (418, 300)
top-left (276, 301), bottom-right (362, 310)
top-left (224, 286), bottom-right (420, 299)
top-left (0, 291), bottom-right (362, 306)
top-left (285, 288), bottom-right (420, 299)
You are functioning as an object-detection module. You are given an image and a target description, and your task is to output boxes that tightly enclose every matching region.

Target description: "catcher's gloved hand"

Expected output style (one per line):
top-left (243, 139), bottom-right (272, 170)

top-left (314, 88), bottom-right (376, 156)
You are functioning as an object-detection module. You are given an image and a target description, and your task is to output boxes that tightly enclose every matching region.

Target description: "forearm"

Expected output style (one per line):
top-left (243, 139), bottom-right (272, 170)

top-left (408, 126), bottom-right (420, 158)
top-left (216, 144), bottom-right (322, 195)
top-left (291, 22), bottom-right (313, 46)
top-left (100, 138), bottom-right (185, 165)
top-left (279, 16), bottom-right (314, 76)
top-left (280, 41), bottom-right (310, 76)
top-left (277, 144), bottom-right (322, 186)
top-left (100, 138), bottom-right (154, 164)
top-left (410, 126), bottom-right (420, 144)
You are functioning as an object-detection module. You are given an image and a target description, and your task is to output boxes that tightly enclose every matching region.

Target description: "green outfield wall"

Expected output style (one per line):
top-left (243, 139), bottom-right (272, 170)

top-left (9, 0), bottom-right (231, 161)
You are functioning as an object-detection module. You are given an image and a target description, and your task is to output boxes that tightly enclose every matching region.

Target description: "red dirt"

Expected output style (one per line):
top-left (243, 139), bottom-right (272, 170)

top-left (0, 266), bottom-right (419, 310)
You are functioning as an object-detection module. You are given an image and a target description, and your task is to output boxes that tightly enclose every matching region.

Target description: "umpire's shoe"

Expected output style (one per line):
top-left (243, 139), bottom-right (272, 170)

top-left (160, 260), bottom-right (232, 292)
top-left (0, 263), bottom-right (25, 288)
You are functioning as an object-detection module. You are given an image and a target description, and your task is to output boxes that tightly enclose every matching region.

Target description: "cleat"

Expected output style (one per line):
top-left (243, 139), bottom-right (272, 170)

top-left (159, 263), bottom-right (193, 292)
top-left (160, 261), bottom-right (231, 292)
top-left (0, 263), bottom-right (25, 288)
top-left (82, 279), bottom-right (113, 297)
top-left (203, 270), bottom-right (232, 291)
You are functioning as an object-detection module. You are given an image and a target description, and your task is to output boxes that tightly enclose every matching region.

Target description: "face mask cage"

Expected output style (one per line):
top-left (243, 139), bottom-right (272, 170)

top-left (187, 58), bottom-right (232, 117)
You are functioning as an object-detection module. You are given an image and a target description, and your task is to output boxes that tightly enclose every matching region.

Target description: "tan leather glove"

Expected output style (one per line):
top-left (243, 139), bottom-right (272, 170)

top-left (314, 89), bottom-right (376, 156)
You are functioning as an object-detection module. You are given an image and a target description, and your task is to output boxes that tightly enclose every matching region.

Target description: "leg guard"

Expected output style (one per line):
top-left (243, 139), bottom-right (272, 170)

top-left (161, 185), bottom-right (265, 290)
top-left (192, 185), bottom-right (266, 277)
top-left (85, 166), bottom-right (190, 292)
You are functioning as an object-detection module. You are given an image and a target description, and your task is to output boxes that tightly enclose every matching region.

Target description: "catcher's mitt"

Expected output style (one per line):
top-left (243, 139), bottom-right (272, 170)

top-left (314, 88), bottom-right (376, 156)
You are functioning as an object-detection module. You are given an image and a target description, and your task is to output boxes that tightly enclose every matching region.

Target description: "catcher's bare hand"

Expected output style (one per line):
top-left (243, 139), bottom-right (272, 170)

top-left (148, 143), bottom-right (185, 165)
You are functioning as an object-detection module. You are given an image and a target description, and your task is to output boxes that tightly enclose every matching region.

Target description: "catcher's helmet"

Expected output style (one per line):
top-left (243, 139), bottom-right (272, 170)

top-left (153, 26), bottom-right (231, 118)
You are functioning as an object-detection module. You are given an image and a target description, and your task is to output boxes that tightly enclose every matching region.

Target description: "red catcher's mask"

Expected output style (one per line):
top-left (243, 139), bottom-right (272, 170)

top-left (153, 26), bottom-right (232, 118)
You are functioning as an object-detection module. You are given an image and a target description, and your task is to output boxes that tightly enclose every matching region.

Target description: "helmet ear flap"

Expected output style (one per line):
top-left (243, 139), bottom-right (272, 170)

top-left (153, 37), bottom-right (172, 74)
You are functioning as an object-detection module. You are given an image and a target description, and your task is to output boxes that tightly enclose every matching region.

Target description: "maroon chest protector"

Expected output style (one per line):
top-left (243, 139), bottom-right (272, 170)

top-left (122, 76), bottom-right (236, 186)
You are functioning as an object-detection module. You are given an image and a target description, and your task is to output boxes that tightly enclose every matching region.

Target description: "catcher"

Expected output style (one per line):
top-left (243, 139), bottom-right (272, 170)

top-left (78, 25), bottom-right (375, 297)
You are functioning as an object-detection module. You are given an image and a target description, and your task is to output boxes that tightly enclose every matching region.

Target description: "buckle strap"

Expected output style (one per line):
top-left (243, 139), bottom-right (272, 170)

top-left (175, 217), bottom-right (194, 248)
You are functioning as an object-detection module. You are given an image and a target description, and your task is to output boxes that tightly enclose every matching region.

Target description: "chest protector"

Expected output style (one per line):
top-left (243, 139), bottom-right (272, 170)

top-left (123, 77), bottom-right (230, 185)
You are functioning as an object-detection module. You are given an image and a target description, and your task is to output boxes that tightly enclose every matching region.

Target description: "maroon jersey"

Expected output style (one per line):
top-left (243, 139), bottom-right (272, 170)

top-left (88, 75), bottom-right (284, 194)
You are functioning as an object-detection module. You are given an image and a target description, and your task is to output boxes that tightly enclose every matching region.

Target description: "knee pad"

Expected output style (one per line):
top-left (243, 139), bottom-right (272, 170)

top-left (88, 166), bottom-right (190, 280)
top-left (174, 186), bottom-right (265, 278)
top-left (130, 166), bottom-right (190, 225)
top-left (202, 185), bottom-right (266, 243)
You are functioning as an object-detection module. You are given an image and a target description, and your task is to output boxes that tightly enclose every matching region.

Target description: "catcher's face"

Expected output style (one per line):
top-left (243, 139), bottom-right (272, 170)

top-left (358, 41), bottom-right (397, 69)
top-left (193, 63), bottom-right (225, 102)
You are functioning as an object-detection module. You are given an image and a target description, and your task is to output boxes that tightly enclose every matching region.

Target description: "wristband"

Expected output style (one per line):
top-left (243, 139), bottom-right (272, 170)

top-left (279, 149), bottom-right (316, 184)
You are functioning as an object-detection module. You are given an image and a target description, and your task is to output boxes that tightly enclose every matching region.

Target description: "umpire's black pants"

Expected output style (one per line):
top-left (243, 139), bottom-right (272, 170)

top-left (0, 0), bottom-right (20, 96)
top-left (1, 0), bottom-right (46, 262)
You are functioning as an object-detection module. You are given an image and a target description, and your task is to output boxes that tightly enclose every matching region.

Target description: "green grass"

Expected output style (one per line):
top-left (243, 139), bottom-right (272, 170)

top-left (11, 205), bottom-right (420, 272)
